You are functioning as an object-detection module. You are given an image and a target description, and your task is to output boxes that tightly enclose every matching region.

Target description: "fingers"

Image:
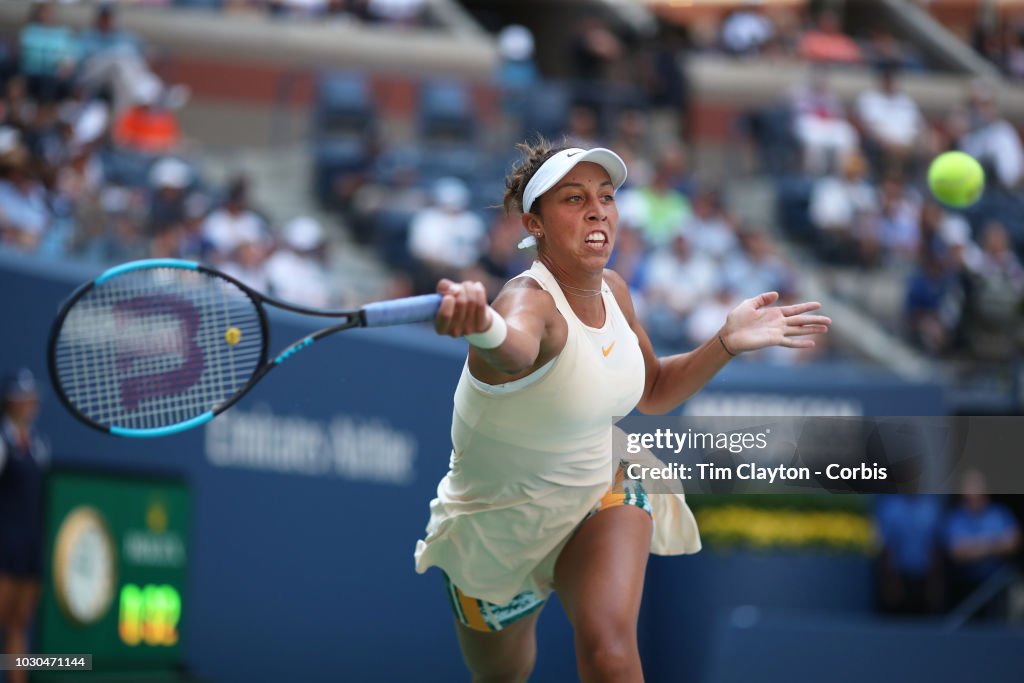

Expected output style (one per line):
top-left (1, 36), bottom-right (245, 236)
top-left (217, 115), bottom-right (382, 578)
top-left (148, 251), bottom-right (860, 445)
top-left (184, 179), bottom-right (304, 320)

top-left (434, 293), bottom-right (456, 335)
top-left (752, 291), bottom-right (780, 309)
top-left (784, 325), bottom-right (830, 337)
top-left (471, 287), bottom-right (490, 334)
top-left (779, 301), bottom-right (822, 316)
top-left (780, 311), bottom-right (831, 340)
top-left (785, 314), bottom-right (832, 328)
top-left (780, 338), bottom-right (816, 349)
top-left (433, 280), bottom-right (489, 338)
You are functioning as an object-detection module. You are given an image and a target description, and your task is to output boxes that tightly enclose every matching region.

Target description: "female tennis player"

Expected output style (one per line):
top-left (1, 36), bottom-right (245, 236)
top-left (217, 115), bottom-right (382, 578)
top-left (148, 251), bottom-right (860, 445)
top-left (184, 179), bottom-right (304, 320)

top-left (415, 140), bottom-right (830, 682)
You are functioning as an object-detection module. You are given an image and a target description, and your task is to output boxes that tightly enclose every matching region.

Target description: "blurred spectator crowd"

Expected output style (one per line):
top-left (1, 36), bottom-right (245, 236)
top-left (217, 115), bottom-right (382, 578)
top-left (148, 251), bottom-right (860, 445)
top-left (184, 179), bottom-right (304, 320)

top-left (740, 25), bottom-right (1024, 363)
top-left (307, 12), bottom-right (817, 364)
top-left (782, 67), bottom-right (1022, 362)
top-left (876, 471), bottom-right (1022, 622)
top-left (38, 0), bottom-right (433, 28)
top-left (3, 2), bottom-right (1023, 367)
top-left (334, 2), bottom-right (1019, 366)
top-left (177, 0), bottom-right (433, 27)
top-left (0, 1), bottom-right (336, 307)
top-left (966, 6), bottom-right (1024, 81)
top-left (668, 5), bottom-right (926, 72)
top-left (647, 2), bottom-right (1023, 363)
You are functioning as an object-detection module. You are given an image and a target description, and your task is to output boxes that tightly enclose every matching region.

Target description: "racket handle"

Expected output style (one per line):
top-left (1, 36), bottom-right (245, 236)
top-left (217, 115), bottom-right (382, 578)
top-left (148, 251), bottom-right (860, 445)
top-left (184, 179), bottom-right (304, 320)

top-left (362, 293), bottom-right (442, 327)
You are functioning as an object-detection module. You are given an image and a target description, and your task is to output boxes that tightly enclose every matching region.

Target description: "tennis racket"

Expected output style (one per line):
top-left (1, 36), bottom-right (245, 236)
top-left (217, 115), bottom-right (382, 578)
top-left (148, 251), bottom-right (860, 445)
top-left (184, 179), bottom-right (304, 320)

top-left (48, 258), bottom-right (441, 438)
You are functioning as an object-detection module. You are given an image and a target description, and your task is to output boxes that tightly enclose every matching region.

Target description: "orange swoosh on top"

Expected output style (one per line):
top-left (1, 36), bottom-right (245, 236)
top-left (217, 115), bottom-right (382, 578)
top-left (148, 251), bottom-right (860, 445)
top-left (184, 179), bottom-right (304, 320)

top-left (602, 341), bottom-right (616, 357)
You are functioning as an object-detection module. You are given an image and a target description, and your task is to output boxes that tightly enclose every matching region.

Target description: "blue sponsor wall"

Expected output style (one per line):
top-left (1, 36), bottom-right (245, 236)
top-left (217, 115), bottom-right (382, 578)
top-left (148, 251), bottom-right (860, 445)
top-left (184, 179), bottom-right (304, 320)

top-left (5, 253), bottom-right (1018, 683)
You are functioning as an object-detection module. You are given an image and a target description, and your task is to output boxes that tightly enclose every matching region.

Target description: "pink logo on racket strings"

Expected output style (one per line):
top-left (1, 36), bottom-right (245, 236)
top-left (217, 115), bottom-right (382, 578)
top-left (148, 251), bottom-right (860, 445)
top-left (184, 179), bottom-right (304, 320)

top-left (114, 294), bottom-right (204, 412)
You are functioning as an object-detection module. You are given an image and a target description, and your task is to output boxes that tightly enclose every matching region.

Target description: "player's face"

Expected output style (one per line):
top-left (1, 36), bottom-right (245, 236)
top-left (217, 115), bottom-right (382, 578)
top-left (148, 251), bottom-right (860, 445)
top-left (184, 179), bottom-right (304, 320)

top-left (535, 162), bottom-right (618, 272)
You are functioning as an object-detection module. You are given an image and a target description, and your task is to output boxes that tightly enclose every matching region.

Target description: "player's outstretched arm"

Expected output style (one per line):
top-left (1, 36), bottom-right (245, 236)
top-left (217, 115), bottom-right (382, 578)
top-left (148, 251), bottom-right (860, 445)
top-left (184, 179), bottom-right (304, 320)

top-left (605, 271), bottom-right (830, 415)
top-left (433, 278), bottom-right (556, 376)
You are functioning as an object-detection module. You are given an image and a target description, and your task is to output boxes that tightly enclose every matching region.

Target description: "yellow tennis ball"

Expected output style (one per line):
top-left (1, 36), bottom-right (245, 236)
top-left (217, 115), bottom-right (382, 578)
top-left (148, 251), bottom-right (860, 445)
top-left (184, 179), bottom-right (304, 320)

top-left (928, 151), bottom-right (984, 208)
top-left (225, 327), bottom-right (242, 345)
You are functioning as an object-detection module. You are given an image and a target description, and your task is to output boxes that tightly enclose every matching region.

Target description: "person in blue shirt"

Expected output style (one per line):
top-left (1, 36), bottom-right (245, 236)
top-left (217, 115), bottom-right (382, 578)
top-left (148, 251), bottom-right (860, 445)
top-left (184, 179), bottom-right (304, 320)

top-left (77, 3), bottom-right (143, 64)
top-left (945, 469), bottom-right (1021, 618)
top-left (77, 3), bottom-right (159, 114)
top-left (875, 494), bottom-right (946, 614)
top-left (904, 248), bottom-right (963, 355)
top-left (18, 1), bottom-right (79, 103)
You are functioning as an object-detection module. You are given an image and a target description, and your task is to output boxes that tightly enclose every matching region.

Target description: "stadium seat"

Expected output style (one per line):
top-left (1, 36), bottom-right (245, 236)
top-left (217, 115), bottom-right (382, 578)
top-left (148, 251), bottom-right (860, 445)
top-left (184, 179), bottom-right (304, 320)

top-left (419, 80), bottom-right (475, 145)
top-left (470, 175), bottom-right (506, 214)
top-left (100, 148), bottom-right (158, 188)
top-left (519, 80), bottom-right (571, 140)
top-left (312, 72), bottom-right (375, 208)
top-left (313, 137), bottom-right (372, 209)
top-left (315, 72), bottom-right (374, 137)
top-left (373, 208), bottom-right (416, 269)
top-left (174, 0), bottom-right (225, 8)
top-left (417, 144), bottom-right (480, 183)
top-left (372, 143), bottom-right (482, 186)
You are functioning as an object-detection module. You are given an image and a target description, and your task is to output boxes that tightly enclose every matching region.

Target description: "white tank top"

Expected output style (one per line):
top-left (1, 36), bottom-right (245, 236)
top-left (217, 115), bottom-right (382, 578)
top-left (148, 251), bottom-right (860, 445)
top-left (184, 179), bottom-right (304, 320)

top-left (415, 261), bottom-right (700, 604)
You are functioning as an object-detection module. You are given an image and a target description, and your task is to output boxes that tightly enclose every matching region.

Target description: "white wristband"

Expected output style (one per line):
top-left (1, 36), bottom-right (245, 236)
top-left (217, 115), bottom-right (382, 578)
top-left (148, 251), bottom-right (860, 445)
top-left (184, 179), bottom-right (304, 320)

top-left (464, 308), bottom-right (508, 349)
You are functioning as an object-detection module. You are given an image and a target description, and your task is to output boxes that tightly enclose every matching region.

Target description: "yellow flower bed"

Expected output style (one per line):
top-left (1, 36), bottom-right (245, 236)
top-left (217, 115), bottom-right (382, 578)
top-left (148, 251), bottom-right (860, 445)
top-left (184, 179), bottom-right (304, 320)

top-left (694, 505), bottom-right (874, 553)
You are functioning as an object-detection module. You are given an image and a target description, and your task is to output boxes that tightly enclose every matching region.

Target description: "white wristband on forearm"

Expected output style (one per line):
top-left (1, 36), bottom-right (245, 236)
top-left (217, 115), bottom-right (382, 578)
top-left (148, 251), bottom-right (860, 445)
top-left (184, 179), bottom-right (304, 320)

top-left (464, 308), bottom-right (508, 349)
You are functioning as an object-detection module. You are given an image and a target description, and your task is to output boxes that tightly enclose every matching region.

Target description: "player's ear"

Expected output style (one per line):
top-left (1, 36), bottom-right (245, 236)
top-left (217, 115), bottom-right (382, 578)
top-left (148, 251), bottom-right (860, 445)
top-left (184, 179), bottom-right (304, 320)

top-left (521, 212), bottom-right (543, 239)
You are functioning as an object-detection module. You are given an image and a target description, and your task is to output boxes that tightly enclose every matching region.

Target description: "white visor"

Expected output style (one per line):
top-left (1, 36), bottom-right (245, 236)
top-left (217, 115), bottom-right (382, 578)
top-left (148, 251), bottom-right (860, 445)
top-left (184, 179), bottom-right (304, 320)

top-left (521, 147), bottom-right (627, 214)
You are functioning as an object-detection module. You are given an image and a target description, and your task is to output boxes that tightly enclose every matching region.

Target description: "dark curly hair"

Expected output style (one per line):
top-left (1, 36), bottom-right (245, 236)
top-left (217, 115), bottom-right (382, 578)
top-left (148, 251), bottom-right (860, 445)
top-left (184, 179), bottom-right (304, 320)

top-left (502, 137), bottom-right (569, 216)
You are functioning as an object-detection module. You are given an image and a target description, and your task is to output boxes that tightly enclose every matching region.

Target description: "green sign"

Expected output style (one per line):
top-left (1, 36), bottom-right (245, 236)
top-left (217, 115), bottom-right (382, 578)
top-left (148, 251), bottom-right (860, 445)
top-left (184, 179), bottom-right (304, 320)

top-left (39, 471), bottom-right (190, 672)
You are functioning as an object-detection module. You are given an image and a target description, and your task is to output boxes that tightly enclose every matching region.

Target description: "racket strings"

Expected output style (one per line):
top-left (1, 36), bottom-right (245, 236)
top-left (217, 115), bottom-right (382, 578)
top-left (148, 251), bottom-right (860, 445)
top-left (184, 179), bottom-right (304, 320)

top-left (54, 268), bottom-right (264, 430)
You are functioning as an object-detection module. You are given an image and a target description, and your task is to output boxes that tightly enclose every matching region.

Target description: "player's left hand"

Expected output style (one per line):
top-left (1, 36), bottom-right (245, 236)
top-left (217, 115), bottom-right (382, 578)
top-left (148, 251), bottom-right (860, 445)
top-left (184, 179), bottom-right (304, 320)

top-left (719, 292), bottom-right (831, 355)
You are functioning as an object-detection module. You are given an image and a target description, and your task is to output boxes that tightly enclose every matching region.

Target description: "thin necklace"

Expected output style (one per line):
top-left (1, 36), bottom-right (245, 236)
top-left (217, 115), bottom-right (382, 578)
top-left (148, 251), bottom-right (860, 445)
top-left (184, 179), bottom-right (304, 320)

top-left (553, 276), bottom-right (603, 297)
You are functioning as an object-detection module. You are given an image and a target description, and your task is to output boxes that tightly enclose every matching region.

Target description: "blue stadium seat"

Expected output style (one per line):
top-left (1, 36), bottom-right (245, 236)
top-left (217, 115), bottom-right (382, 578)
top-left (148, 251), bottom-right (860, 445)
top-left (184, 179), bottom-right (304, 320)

top-left (174, 0), bottom-right (224, 8)
top-left (373, 208), bottom-right (415, 269)
top-left (520, 80), bottom-right (570, 141)
top-left (419, 80), bottom-right (475, 145)
top-left (372, 146), bottom-right (432, 187)
top-left (372, 143), bottom-right (482, 186)
top-left (315, 71), bottom-right (374, 138)
top-left (100, 148), bottom-right (157, 188)
top-left (417, 144), bottom-right (480, 183)
top-left (312, 72), bottom-right (375, 208)
top-left (470, 175), bottom-right (507, 214)
top-left (313, 138), bottom-right (372, 208)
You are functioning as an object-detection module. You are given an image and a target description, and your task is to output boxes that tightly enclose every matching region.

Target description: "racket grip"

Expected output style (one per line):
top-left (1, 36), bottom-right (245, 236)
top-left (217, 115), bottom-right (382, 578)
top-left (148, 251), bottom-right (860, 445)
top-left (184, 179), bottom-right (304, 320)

top-left (362, 293), bottom-right (442, 327)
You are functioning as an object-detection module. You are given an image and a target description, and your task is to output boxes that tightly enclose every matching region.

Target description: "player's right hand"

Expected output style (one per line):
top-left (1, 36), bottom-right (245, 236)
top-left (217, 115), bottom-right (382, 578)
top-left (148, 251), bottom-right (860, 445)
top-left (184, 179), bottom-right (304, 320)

top-left (434, 279), bottom-right (490, 338)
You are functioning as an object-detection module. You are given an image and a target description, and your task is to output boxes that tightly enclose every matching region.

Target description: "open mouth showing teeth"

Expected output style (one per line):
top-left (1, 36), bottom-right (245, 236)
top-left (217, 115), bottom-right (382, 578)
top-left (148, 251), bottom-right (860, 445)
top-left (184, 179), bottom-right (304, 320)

top-left (585, 231), bottom-right (608, 245)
